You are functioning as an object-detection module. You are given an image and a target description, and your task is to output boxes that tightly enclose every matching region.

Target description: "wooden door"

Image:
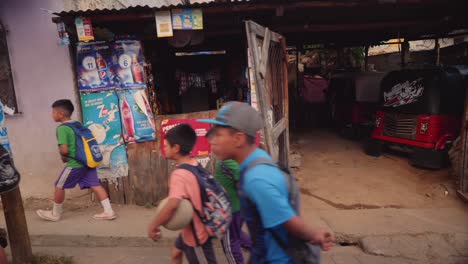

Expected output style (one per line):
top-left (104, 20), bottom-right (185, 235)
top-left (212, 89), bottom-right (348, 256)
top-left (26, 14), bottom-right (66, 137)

top-left (245, 20), bottom-right (290, 166)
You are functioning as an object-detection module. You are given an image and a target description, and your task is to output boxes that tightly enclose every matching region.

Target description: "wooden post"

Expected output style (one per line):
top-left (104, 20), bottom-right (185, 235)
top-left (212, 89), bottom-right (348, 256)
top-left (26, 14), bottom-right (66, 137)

top-left (364, 45), bottom-right (369, 71)
top-left (1, 188), bottom-right (33, 263)
top-left (459, 78), bottom-right (468, 201)
top-left (435, 38), bottom-right (440, 66)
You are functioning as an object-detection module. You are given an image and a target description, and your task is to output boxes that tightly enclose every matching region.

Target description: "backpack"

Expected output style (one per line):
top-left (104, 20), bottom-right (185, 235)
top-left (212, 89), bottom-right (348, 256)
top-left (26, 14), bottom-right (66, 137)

top-left (243, 158), bottom-right (321, 264)
top-left (60, 122), bottom-right (103, 168)
top-left (0, 144), bottom-right (20, 194)
top-left (178, 164), bottom-right (232, 243)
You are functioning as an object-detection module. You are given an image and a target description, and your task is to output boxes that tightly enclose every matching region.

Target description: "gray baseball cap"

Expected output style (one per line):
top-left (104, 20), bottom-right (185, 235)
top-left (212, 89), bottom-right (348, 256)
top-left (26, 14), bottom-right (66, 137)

top-left (198, 102), bottom-right (263, 137)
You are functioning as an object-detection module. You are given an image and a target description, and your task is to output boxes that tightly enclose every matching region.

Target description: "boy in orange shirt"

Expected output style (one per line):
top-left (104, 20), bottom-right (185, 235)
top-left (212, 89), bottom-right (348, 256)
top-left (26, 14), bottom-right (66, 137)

top-left (148, 124), bottom-right (217, 264)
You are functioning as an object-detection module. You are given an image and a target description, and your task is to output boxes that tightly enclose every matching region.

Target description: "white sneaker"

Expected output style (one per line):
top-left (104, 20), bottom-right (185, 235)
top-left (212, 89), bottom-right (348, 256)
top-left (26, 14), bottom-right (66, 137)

top-left (36, 209), bottom-right (61, 222)
top-left (93, 211), bottom-right (117, 220)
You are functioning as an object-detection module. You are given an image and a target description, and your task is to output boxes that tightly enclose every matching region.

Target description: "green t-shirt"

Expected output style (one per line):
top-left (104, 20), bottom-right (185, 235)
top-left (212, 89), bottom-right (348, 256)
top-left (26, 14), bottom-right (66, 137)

top-left (215, 160), bottom-right (241, 213)
top-left (57, 122), bottom-right (83, 168)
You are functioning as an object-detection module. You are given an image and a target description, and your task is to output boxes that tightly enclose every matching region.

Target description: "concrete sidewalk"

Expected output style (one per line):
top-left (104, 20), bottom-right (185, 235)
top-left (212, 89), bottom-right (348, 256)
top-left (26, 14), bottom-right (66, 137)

top-left (1, 205), bottom-right (467, 263)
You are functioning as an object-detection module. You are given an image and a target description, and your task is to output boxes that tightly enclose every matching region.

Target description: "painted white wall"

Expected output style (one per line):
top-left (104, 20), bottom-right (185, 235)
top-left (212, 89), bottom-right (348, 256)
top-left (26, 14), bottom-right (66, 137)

top-left (0, 0), bottom-right (82, 198)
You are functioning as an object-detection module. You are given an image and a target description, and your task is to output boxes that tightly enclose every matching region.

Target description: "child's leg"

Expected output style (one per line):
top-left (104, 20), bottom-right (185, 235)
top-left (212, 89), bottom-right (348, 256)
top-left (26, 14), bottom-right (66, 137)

top-left (54, 187), bottom-right (65, 203)
top-left (172, 236), bottom-right (184, 264)
top-left (37, 167), bottom-right (82, 221)
top-left (80, 168), bottom-right (116, 220)
top-left (90, 185), bottom-right (116, 219)
top-left (221, 212), bottom-right (244, 264)
top-left (178, 236), bottom-right (217, 264)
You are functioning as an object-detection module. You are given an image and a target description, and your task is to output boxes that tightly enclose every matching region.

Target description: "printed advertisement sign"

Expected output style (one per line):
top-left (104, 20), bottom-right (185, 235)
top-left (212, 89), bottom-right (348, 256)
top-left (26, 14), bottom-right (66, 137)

top-left (160, 119), bottom-right (210, 157)
top-left (155, 11), bottom-right (173, 38)
top-left (171, 9), bottom-right (203, 30)
top-left (98, 143), bottom-right (129, 179)
top-left (80, 92), bottom-right (128, 179)
top-left (76, 42), bottom-right (115, 91)
top-left (80, 91), bottom-right (122, 146)
top-left (117, 89), bottom-right (156, 143)
top-left (112, 39), bottom-right (146, 89)
top-left (75, 17), bottom-right (94, 42)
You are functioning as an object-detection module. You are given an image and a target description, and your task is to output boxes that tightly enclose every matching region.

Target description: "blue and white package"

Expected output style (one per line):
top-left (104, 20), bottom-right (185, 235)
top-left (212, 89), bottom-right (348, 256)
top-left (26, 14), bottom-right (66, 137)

top-left (76, 41), bottom-right (115, 91)
top-left (0, 102), bottom-right (12, 156)
top-left (112, 39), bottom-right (146, 89)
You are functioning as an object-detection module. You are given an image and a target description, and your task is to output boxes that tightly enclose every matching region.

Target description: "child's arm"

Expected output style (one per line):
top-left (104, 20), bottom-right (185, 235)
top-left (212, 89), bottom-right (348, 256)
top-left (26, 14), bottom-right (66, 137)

top-left (148, 198), bottom-right (181, 241)
top-left (59, 144), bottom-right (69, 163)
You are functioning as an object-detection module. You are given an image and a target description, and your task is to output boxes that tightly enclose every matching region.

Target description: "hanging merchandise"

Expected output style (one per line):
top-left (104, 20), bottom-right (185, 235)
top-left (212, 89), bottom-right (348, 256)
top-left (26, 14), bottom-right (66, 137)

top-left (247, 48), bottom-right (259, 110)
top-left (80, 91), bottom-right (128, 179)
top-left (155, 11), bottom-right (173, 38)
top-left (76, 42), bottom-right (115, 91)
top-left (75, 17), bottom-right (94, 42)
top-left (0, 101), bottom-right (12, 156)
top-left (192, 9), bottom-right (203, 30)
top-left (171, 9), bottom-right (203, 30)
top-left (56, 22), bottom-right (70, 46)
top-left (112, 39), bottom-right (146, 89)
top-left (144, 61), bottom-right (161, 116)
top-left (161, 119), bottom-right (210, 157)
top-left (117, 89), bottom-right (156, 143)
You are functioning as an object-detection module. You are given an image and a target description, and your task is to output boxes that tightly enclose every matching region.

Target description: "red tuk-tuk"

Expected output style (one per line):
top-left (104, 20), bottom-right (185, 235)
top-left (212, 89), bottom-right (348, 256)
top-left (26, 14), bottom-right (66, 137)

top-left (327, 71), bottom-right (385, 138)
top-left (366, 66), bottom-right (467, 169)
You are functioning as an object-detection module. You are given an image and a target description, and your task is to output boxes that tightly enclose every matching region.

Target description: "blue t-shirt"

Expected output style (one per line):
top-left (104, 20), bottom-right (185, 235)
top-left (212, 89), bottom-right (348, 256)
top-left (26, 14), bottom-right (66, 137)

top-left (240, 148), bottom-right (296, 263)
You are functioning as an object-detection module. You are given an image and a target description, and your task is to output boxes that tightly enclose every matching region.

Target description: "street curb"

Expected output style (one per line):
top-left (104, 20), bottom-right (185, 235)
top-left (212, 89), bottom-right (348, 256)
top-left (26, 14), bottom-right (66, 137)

top-left (30, 235), bottom-right (226, 248)
top-left (30, 235), bottom-right (176, 248)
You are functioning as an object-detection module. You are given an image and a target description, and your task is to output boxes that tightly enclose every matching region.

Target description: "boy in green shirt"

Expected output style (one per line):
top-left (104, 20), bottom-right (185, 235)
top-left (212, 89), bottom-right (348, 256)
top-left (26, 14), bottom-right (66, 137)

top-left (208, 129), bottom-right (251, 264)
top-left (36, 99), bottom-right (116, 222)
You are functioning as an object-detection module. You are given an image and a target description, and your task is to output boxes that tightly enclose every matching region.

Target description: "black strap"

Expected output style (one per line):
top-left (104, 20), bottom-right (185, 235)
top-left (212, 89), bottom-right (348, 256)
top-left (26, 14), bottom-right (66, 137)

top-left (190, 220), bottom-right (201, 246)
top-left (269, 228), bottom-right (289, 251)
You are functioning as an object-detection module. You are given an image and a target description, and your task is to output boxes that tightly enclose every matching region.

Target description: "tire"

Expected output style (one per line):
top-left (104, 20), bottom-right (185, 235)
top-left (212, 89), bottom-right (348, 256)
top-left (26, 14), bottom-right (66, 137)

top-left (365, 139), bottom-right (382, 157)
top-left (411, 148), bottom-right (449, 169)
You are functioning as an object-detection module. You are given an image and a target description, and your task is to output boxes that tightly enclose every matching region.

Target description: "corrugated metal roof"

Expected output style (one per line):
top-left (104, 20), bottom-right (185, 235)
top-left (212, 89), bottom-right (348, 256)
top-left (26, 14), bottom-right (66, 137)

top-left (57, 0), bottom-right (250, 16)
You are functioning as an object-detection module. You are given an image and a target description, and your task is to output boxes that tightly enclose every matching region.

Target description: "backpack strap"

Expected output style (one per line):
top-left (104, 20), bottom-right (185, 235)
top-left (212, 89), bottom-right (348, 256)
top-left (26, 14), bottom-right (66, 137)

top-left (242, 157), bottom-right (295, 254)
top-left (176, 163), bottom-right (208, 246)
top-left (243, 158), bottom-right (293, 201)
top-left (57, 123), bottom-right (85, 166)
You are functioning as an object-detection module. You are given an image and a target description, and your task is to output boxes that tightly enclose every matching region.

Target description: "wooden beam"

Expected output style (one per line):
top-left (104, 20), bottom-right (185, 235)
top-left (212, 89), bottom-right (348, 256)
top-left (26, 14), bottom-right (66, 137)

top-left (259, 28), bottom-right (271, 78)
top-left (272, 118), bottom-right (287, 141)
top-left (280, 36), bottom-right (290, 167)
top-left (461, 79), bottom-right (468, 195)
top-left (1, 188), bottom-right (33, 264)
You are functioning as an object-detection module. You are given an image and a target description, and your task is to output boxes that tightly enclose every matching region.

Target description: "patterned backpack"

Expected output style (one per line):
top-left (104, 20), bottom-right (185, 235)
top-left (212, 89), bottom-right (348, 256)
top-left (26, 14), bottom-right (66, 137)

top-left (178, 164), bottom-right (232, 242)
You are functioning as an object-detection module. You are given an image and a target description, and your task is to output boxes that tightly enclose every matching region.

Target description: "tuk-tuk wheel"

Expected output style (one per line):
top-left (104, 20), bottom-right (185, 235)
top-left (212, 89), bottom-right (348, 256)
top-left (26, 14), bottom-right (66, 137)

top-left (411, 148), bottom-right (449, 169)
top-left (364, 139), bottom-right (382, 157)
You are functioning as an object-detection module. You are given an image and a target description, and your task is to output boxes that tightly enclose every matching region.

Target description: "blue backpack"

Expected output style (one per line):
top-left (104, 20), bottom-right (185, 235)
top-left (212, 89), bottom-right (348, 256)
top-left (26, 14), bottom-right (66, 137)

top-left (178, 164), bottom-right (232, 243)
top-left (60, 122), bottom-right (103, 168)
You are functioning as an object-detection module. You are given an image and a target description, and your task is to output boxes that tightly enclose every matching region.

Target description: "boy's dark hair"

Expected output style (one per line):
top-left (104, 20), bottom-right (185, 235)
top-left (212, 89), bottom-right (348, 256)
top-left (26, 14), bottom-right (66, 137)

top-left (52, 99), bottom-right (74, 117)
top-left (165, 124), bottom-right (197, 156)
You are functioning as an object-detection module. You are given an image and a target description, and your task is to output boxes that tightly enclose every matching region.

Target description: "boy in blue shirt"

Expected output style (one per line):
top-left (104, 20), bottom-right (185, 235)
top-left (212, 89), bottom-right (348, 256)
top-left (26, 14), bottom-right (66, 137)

top-left (200, 102), bottom-right (334, 263)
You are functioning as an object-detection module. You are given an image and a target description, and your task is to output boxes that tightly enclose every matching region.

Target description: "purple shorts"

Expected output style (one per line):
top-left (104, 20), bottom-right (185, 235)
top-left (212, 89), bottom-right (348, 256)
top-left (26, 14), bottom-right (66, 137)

top-left (55, 167), bottom-right (100, 190)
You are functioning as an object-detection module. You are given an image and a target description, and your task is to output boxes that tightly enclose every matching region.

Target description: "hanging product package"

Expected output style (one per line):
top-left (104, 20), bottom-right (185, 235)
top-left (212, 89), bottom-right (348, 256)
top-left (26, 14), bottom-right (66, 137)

top-left (76, 41), bottom-right (115, 91)
top-left (117, 89), bottom-right (156, 143)
top-left (112, 39), bottom-right (146, 89)
top-left (80, 91), bottom-right (128, 179)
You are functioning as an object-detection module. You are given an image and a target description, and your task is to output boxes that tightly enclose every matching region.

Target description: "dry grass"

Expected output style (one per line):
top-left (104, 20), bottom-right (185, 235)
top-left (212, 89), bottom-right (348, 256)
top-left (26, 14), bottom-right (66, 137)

top-left (30, 254), bottom-right (74, 264)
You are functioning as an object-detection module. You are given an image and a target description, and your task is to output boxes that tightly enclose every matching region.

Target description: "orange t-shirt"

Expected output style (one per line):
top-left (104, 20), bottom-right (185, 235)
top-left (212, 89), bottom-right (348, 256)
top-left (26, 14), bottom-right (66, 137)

top-left (168, 167), bottom-right (209, 247)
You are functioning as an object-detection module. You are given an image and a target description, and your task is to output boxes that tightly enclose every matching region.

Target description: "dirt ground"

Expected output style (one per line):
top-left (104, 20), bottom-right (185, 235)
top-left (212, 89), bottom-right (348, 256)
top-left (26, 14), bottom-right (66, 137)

top-left (292, 129), bottom-right (466, 211)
